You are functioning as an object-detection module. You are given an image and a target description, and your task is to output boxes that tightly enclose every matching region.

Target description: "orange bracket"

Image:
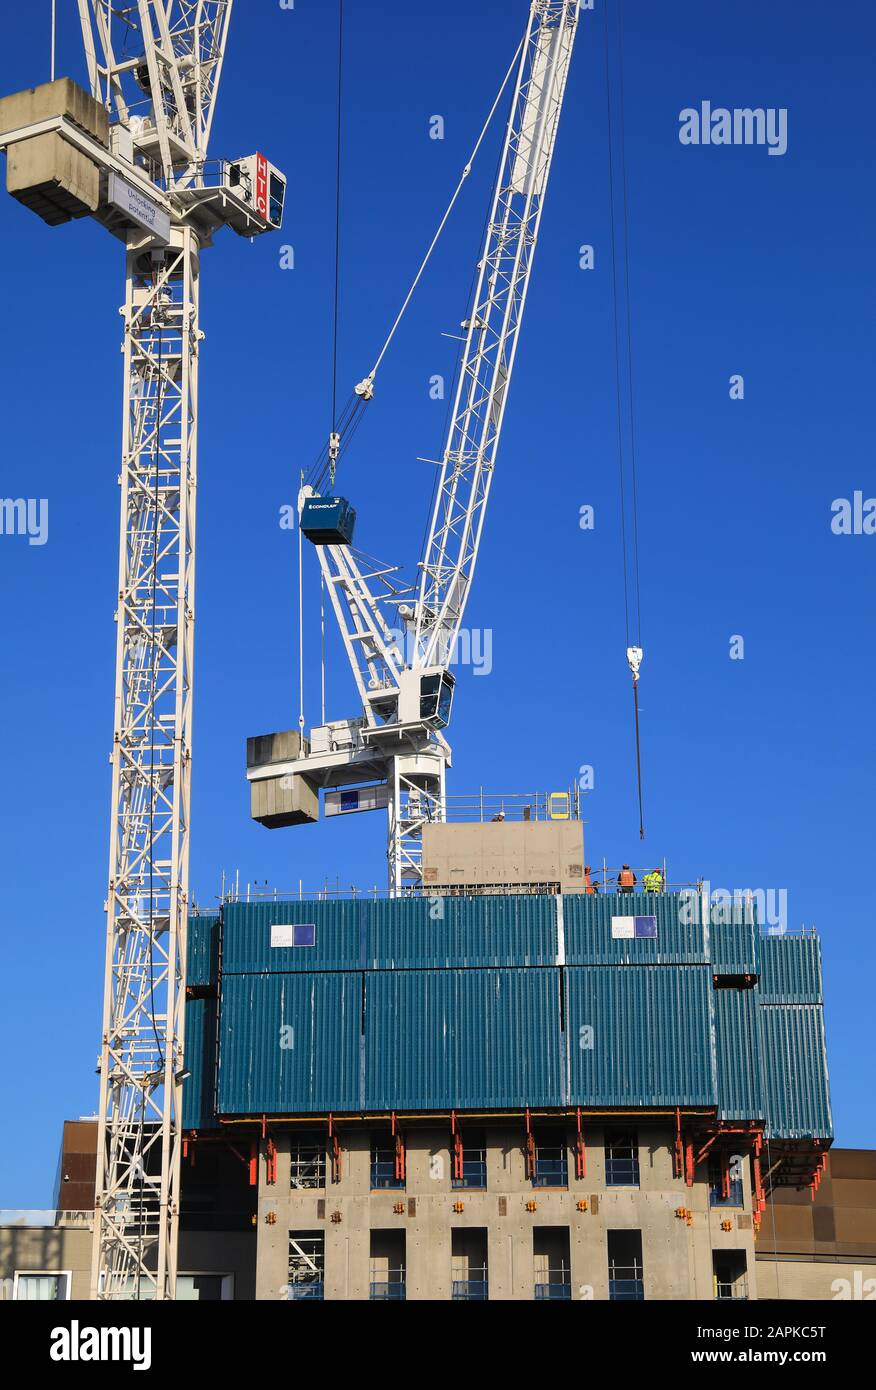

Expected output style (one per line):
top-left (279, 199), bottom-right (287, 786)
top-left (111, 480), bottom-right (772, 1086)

top-left (575, 1108), bottom-right (586, 1180)
top-left (720, 1151), bottom-right (730, 1201)
top-left (524, 1108), bottom-right (536, 1181)
top-left (452, 1111), bottom-right (464, 1182)
top-left (248, 1139), bottom-right (258, 1187)
top-left (674, 1108), bottom-right (684, 1181)
top-left (328, 1115), bottom-right (342, 1184)
top-left (810, 1154), bottom-right (827, 1200)
top-left (265, 1136), bottom-right (277, 1186)
top-left (685, 1139), bottom-right (695, 1188)
top-left (395, 1130), bottom-right (406, 1182)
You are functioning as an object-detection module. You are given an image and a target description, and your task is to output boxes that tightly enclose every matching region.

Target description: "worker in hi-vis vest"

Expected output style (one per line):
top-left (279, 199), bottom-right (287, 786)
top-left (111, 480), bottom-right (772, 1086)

top-left (643, 868), bottom-right (664, 893)
top-left (617, 865), bottom-right (636, 893)
top-left (584, 866), bottom-right (599, 895)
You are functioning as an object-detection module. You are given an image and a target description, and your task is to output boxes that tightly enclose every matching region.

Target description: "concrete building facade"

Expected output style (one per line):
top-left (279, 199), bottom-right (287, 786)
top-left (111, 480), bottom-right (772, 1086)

top-left (253, 1121), bottom-right (758, 1302)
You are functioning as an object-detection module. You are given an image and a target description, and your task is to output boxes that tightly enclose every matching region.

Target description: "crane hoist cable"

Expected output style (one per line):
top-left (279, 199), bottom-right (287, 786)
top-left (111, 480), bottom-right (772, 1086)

top-left (307, 32), bottom-right (526, 497)
top-left (605, 0), bottom-right (646, 839)
top-left (329, 0), bottom-right (345, 488)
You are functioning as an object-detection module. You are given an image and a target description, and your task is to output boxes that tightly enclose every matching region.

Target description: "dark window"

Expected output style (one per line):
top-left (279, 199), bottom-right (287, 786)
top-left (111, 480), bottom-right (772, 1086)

top-left (713, 1251), bottom-right (748, 1301)
top-left (533, 1227), bottom-right (571, 1301)
top-left (708, 1155), bottom-right (743, 1208)
top-left (290, 1135), bottom-right (326, 1190)
top-left (608, 1229), bottom-right (644, 1301)
top-left (293, 923), bottom-right (315, 947)
top-left (452, 1131), bottom-right (487, 1190)
top-left (288, 1232), bottom-right (324, 1302)
top-left (370, 1230), bottom-right (405, 1301)
top-left (269, 173), bottom-right (285, 226)
top-left (533, 1131), bottom-right (568, 1188)
top-left (371, 1140), bottom-right (404, 1191)
top-left (451, 1228), bottom-right (488, 1301)
top-left (605, 1130), bottom-right (640, 1187)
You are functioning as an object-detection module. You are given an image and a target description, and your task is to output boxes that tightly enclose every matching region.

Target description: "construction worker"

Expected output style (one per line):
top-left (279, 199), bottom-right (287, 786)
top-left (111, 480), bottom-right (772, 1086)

top-left (643, 867), bottom-right (664, 894)
top-left (617, 864), bottom-right (636, 894)
top-left (584, 865), bottom-right (597, 895)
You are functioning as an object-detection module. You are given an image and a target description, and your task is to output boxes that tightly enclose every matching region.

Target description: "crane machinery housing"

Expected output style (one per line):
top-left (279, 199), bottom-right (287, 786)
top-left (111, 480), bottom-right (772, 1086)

top-left (0, 2), bottom-right (285, 1299)
top-left (246, 0), bottom-right (581, 895)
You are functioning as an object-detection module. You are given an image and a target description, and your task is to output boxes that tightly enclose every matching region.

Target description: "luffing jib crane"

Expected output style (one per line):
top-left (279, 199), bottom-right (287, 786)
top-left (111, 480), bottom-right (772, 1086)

top-left (247, 0), bottom-right (580, 892)
top-left (0, 2), bottom-right (285, 1299)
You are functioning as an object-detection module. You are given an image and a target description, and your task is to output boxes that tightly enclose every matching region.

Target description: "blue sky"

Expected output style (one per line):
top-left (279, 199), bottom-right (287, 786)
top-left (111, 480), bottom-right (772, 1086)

top-left (0, 0), bottom-right (873, 1205)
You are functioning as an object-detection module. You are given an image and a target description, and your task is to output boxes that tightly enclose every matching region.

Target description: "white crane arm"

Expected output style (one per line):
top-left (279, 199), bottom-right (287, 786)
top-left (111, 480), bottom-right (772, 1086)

top-left (413, 0), bottom-right (580, 670)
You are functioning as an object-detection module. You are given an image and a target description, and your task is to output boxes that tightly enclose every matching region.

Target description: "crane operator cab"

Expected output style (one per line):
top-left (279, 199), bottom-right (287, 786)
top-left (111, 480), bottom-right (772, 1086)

top-left (397, 667), bottom-right (455, 731)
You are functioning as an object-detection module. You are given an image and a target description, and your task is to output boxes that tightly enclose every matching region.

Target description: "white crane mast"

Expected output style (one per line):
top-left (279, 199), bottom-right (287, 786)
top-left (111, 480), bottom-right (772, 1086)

top-left (260, 1), bottom-right (579, 892)
top-left (1, 0), bottom-right (283, 1302)
top-left (78, 1), bottom-right (230, 1302)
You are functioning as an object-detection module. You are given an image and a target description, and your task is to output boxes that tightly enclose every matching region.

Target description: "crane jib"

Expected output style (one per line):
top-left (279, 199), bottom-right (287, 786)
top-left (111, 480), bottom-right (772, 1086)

top-left (274, 0), bottom-right (581, 899)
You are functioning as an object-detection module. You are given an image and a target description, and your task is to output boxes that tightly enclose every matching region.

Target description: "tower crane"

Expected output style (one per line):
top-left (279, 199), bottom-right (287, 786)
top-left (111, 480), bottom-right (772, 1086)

top-left (247, 0), bottom-right (580, 893)
top-left (0, 4), bottom-right (285, 1298)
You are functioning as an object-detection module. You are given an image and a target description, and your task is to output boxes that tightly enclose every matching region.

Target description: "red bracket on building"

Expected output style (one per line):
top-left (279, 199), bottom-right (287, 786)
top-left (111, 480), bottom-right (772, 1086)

top-left (751, 1128), bottom-right (766, 1216)
top-left (395, 1132), bottom-right (406, 1183)
top-left (451, 1112), bottom-right (464, 1182)
top-left (524, 1108), bottom-right (536, 1181)
top-left (720, 1150), bottom-right (730, 1201)
top-left (575, 1108), bottom-right (586, 1180)
top-left (809, 1153), bottom-right (827, 1202)
top-left (674, 1108), bottom-right (684, 1181)
top-left (265, 1135), bottom-right (277, 1186)
top-left (695, 1132), bottom-right (720, 1168)
top-left (248, 1139), bottom-right (258, 1188)
top-left (328, 1115), bottom-right (343, 1184)
top-left (685, 1138), bottom-right (695, 1188)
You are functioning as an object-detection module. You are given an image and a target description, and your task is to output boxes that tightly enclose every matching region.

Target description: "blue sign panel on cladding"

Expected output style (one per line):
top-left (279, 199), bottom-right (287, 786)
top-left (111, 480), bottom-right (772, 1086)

top-left (635, 916), bottom-right (657, 938)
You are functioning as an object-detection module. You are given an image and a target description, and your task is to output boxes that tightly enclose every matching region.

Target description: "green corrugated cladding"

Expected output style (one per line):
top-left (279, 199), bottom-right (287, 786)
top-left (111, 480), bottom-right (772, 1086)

top-left (364, 969), bottom-right (564, 1110)
top-left (220, 895), bottom-right (559, 974)
top-left (566, 966), bottom-right (715, 1106)
top-left (708, 906), bottom-right (758, 975)
top-left (217, 972), bottom-right (361, 1114)
top-left (714, 988), bottom-right (762, 1121)
top-left (186, 913), bottom-right (219, 988)
top-left (201, 895), bottom-right (831, 1137)
top-left (367, 894), bottom-right (557, 969)
top-left (221, 900), bottom-right (362, 974)
top-left (182, 997), bottom-right (217, 1129)
top-left (562, 891), bottom-right (708, 964)
top-left (758, 1004), bottom-right (833, 1139)
top-left (757, 933), bottom-right (823, 1003)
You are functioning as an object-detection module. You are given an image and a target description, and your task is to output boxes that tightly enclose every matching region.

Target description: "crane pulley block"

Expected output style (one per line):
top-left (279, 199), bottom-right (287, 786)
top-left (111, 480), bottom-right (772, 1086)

top-left (300, 495), bottom-right (357, 547)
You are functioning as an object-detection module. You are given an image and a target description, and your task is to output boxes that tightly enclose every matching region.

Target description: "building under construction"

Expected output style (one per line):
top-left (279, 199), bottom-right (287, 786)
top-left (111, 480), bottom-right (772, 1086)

top-left (0, 817), bottom-right (842, 1302)
top-left (0, 4), bottom-right (857, 1308)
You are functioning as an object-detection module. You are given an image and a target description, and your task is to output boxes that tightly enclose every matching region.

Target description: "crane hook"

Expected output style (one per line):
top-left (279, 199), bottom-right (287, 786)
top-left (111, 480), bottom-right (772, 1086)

top-left (626, 647), bottom-right (645, 840)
